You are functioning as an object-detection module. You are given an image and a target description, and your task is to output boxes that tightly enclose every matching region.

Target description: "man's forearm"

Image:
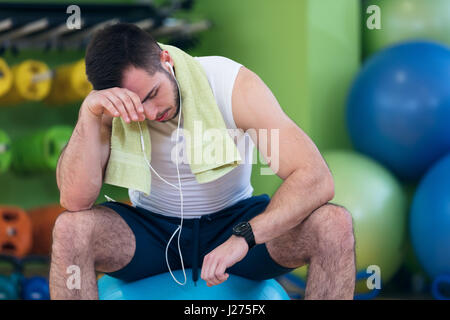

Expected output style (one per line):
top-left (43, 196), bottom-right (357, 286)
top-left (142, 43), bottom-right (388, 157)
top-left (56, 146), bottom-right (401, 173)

top-left (57, 109), bottom-right (104, 211)
top-left (249, 168), bottom-right (334, 245)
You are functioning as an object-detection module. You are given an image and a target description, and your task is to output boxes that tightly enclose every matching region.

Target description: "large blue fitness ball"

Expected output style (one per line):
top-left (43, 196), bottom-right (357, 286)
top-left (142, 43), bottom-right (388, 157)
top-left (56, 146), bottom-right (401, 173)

top-left (98, 269), bottom-right (290, 300)
top-left (347, 41), bottom-right (450, 181)
top-left (410, 153), bottom-right (450, 279)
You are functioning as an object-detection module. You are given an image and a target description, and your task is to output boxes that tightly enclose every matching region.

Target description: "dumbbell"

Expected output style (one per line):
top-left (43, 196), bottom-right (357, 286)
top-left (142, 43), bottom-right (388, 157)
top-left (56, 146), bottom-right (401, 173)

top-left (0, 60), bottom-right (52, 105)
top-left (21, 276), bottom-right (50, 300)
top-left (0, 255), bottom-right (50, 300)
top-left (0, 58), bottom-right (13, 99)
top-left (0, 255), bottom-right (21, 300)
top-left (45, 59), bottom-right (92, 105)
top-left (20, 255), bottom-right (50, 300)
top-left (0, 129), bottom-right (12, 174)
top-left (10, 125), bottom-right (73, 175)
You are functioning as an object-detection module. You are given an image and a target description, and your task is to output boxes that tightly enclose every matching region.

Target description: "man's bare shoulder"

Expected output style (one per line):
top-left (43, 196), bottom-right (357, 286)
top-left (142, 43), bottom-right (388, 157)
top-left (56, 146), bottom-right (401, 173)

top-left (231, 66), bottom-right (276, 131)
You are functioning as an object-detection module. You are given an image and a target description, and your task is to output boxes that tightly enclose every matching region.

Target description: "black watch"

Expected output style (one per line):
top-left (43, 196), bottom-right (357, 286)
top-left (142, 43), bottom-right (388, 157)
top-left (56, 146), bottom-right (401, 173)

top-left (232, 221), bottom-right (256, 250)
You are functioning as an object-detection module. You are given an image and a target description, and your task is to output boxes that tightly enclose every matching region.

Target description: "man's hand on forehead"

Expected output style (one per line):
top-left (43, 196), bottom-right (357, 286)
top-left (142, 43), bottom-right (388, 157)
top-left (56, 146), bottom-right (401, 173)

top-left (82, 87), bottom-right (146, 123)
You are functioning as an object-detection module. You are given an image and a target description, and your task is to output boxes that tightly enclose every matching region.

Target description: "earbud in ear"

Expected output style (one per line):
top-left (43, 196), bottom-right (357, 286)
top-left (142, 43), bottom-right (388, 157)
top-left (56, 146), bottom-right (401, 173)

top-left (166, 62), bottom-right (174, 75)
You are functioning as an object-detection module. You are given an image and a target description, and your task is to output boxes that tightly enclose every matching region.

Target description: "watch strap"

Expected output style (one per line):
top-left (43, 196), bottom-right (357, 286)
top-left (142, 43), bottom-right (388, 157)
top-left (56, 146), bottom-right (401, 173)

top-left (234, 222), bottom-right (256, 249)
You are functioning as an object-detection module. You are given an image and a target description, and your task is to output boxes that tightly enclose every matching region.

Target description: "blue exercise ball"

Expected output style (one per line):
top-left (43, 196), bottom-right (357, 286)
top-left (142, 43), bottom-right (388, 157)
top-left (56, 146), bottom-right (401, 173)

top-left (98, 269), bottom-right (290, 300)
top-left (347, 41), bottom-right (450, 181)
top-left (410, 152), bottom-right (450, 279)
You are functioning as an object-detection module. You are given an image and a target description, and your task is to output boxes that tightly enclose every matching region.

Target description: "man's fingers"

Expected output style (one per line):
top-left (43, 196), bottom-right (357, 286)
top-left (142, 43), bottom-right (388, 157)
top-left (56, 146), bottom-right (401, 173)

top-left (85, 87), bottom-right (147, 123)
top-left (215, 264), bottom-right (228, 285)
top-left (208, 270), bottom-right (228, 287)
top-left (201, 254), bottom-right (212, 283)
top-left (97, 96), bottom-right (119, 118)
top-left (201, 254), bottom-right (221, 286)
top-left (100, 91), bottom-right (131, 123)
top-left (207, 258), bottom-right (220, 286)
top-left (123, 89), bottom-right (146, 121)
top-left (116, 90), bottom-right (138, 121)
top-left (209, 259), bottom-right (226, 286)
top-left (115, 88), bottom-right (143, 122)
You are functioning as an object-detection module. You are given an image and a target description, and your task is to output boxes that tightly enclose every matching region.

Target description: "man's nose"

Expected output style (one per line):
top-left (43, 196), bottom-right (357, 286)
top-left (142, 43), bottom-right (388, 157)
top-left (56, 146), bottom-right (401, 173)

top-left (144, 105), bottom-right (158, 121)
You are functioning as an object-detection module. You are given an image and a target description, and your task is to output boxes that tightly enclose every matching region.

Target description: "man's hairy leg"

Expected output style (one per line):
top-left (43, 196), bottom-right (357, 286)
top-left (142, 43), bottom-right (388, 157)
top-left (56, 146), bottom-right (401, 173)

top-left (266, 203), bottom-right (356, 299)
top-left (49, 205), bottom-right (135, 300)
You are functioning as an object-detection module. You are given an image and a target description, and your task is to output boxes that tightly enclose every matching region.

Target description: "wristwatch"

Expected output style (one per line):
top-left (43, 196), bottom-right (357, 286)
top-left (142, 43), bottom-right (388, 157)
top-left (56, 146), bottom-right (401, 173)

top-left (232, 221), bottom-right (256, 250)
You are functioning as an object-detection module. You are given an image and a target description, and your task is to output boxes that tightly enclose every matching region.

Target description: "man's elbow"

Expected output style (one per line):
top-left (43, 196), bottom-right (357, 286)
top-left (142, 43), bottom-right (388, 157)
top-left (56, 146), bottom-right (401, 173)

top-left (60, 194), bottom-right (96, 212)
top-left (319, 168), bottom-right (335, 203)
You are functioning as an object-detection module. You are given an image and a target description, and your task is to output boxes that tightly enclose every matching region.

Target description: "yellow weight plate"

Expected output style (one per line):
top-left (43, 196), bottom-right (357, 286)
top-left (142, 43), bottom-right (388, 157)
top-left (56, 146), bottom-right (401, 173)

top-left (0, 60), bottom-right (52, 104)
top-left (0, 58), bottom-right (13, 99)
top-left (46, 59), bottom-right (92, 105)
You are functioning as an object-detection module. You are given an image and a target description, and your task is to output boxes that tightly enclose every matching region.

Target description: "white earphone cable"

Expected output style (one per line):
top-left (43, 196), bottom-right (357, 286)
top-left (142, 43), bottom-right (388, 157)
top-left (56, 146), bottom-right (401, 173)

top-left (137, 63), bottom-right (186, 285)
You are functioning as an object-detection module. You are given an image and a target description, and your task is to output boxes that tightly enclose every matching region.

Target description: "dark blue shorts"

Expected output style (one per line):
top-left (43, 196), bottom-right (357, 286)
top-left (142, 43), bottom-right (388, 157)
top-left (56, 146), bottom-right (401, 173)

top-left (98, 194), bottom-right (294, 284)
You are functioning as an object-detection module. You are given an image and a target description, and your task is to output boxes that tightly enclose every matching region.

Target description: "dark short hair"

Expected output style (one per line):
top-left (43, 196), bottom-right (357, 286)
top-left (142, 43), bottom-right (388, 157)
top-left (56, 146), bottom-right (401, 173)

top-left (85, 23), bottom-right (163, 90)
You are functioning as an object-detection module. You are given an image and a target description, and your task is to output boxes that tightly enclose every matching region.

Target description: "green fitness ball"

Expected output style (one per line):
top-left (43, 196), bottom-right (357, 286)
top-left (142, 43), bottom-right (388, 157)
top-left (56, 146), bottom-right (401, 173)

top-left (0, 130), bottom-right (12, 174)
top-left (363, 0), bottom-right (450, 58)
top-left (11, 126), bottom-right (72, 174)
top-left (323, 150), bottom-right (407, 291)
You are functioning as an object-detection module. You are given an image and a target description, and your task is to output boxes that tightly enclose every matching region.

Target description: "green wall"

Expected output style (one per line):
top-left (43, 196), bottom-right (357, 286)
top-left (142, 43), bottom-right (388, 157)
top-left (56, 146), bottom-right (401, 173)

top-left (307, 0), bottom-right (360, 151)
top-left (0, 0), bottom-right (137, 3)
top-left (189, 0), bottom-right (360, 196)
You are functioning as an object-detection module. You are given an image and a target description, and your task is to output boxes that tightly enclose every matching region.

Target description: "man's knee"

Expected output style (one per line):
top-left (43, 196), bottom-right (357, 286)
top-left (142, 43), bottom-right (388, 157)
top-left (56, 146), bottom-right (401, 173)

top-left (312, 203), bottom-right (355, 255)
top-left (52, 209), bottom-right (96, 258)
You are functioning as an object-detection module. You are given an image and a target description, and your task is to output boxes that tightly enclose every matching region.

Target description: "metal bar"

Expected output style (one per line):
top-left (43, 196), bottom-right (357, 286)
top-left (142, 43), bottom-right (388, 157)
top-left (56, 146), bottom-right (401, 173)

top-left (59, 18), bottom-right (119, 48)
top-left (134, 18), bottom-right (156, 31)
top-left (0, 18), bottom-right (48, 43)
top-left (0, 19), bottom-right (13, 33)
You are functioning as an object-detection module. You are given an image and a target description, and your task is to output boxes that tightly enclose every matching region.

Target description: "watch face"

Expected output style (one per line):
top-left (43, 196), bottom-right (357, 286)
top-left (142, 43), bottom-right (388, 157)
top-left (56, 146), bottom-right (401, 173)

top-left (234, 222), bottom-right (249, 234)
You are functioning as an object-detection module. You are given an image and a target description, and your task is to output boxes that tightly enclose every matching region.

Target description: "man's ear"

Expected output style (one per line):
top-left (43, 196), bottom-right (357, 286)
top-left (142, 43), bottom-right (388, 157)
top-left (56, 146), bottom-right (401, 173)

top-left (160, 50), bottom-right (173, 66)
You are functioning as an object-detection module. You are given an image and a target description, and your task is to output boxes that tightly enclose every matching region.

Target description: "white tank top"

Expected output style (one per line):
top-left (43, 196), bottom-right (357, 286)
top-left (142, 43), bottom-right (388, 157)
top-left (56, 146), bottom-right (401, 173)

top-left (129, 56), bottom-right (255, 218)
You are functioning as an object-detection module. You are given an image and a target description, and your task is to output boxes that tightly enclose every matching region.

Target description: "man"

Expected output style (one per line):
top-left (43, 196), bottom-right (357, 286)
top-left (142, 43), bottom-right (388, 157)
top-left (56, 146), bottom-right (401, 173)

top-left (51, 23), bottom-right (355, 300)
